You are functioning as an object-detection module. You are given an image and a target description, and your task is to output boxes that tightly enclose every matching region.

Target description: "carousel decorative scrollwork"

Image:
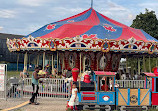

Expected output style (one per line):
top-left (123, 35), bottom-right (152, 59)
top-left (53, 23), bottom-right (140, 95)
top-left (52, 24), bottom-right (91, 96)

top-left (6, 35), bottom-right (158, 54)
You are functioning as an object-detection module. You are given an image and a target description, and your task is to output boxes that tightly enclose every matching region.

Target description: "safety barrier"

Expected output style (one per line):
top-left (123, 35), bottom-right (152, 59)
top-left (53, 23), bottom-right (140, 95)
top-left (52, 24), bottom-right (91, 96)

top-left (115, 80), bottom-right (151, 89)
top-left (6, 78), bottom-right (70, 99)
top-left (5, 78), bottom-right (151, 99)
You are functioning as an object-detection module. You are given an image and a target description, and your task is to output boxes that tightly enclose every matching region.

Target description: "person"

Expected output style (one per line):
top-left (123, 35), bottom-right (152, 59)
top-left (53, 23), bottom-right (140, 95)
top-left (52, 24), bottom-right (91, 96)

top-left (62, 69), bottom-right (67, 79)
top-left (68, 83), bottom-right (79, 110)
top-left (134, 74), bottom-right (138, 80)
top-left (116, 71), bottom-right (120, 80)
top-left (29, 67), bottom-right (42, 105)
top-left (121, 73), bottom-right (126, 80)
top-left (101, 80), bottom-right (109, 91)
top-left (83, 74), bottom-right (91, 83)
top-left (20, 68), bottom-right (29, 78)
top-left (44, 64), bottom-right (50, 74)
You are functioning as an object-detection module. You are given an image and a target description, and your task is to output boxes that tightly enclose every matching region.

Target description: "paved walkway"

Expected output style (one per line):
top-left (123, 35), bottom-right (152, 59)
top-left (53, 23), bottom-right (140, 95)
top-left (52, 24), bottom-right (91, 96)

top-left (0, 98), bottom-right (67, 111)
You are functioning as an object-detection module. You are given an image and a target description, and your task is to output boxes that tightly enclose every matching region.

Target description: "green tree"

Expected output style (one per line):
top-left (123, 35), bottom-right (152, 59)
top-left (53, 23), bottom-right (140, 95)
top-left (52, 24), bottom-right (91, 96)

top-left (131, 9), bottom-right (158, 39)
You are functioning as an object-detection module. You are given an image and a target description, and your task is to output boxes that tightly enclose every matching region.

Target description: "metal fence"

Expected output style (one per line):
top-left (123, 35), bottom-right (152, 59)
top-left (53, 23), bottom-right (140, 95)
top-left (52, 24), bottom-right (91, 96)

top-left (115, 80), bottom-right (151, 89)
top-left (0, 90), bottom-right (6, 99)
top-left (5, 78), bottom-right (151, 100)
top-left (6, 78), bottom-right (70, 99)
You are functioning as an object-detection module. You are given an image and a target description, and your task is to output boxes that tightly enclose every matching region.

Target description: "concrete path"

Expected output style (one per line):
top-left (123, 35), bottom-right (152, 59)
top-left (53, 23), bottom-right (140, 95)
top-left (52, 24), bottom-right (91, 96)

top-left (0, 98), bottom-right (67, 111)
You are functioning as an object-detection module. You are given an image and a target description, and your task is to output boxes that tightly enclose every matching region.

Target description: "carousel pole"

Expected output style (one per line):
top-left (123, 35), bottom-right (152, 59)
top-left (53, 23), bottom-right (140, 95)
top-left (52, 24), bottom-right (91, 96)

top-left (103, 53), bottom-right (104, 71)
top-left (17, 53), bottom-right (19, 71)
top-left (83, 55), bottom-right (85, 73)
top-left (23, 53), bottom-right (25, 79)
top-left (126, 55), bottom-right (128, 73)
top-left (49, 55), bottom-right (51, 65)
top-left (52, 54), bottom-right (54, 75)
top-left (43, 52), bottom-right (45, 70)
top-left (138, 57), bottom-right (140, 75)
top-left (28, 54), bottom-right (30, 72)
top-left (57, 51), bottom-right (59, 75)
top-left (62, 54), bottom-right (64, 74)
top-left (24, 52), bottom-right (28, 70)
top-left (26, 52), bottom-right (28, 70)
top-left (24, 53), bottom-right (25, 70)
top-left (143, 55), bottom-right (146, 72)
top-left (80, 52), bottom-right (81, 76)
top-left (156, 57), bottom-right (158, 67)
top-left (97, 55), bottom-right (98, 71)
top-left (37, 54), bottom-right (39, 67)
top-left (149, 55), bottom-right (151, 72)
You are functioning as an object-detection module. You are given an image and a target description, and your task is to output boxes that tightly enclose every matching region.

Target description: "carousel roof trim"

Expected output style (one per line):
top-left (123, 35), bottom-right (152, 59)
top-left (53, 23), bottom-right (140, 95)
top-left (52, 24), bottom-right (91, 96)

top-left (6, 8), bottom-right (158, 54)
top-left (6, 35), bottom-right (158, 54)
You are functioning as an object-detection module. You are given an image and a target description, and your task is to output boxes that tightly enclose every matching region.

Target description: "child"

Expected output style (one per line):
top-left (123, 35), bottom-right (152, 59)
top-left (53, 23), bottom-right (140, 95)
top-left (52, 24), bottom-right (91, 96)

top-left (20, 68), bottom-right (29, 78)
top-left (68, 83), bottom-right (79, 110)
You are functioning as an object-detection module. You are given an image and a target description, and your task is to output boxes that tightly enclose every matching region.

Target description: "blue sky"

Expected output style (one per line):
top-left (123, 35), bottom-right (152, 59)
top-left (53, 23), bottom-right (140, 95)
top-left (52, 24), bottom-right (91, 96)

top-left (0, 0), bottom-right (158, 35)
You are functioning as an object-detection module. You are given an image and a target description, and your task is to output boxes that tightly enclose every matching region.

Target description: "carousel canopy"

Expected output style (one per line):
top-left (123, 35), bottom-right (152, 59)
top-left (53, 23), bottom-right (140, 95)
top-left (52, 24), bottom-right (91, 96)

top-left (27, 8), bottom-right (157, 42)
top-left (6, 8), bottom-right (158, 54)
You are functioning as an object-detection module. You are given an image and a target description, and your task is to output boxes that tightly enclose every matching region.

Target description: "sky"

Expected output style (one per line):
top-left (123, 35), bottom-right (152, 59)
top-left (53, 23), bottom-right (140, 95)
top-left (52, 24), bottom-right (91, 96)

top-left (0, 0), bottom-right (158, 36)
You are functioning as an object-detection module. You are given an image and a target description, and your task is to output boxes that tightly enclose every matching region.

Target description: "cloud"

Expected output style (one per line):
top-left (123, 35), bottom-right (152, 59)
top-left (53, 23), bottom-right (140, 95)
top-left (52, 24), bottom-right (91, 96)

top-left (138, 2), bottom-right (158, 16)
top-left (50, 7), bottom-right (85, 15)
top-left (0, 9), bottom-right (16, 18)
top-left (106, 0), bottom-right (127, 11)
top-left (96, 0), bottom-right (135, 26)
top-left (1, 0), bottom-right (157, 35)
top-left (0, 26), bottom-right (3, 30)
top-left (139, 2), bottom-right (158, 7)
top-left (17, 0), bottom-right (51, 7)
top-left (128, 14), bottom-right (135, 20)
top-left (27, 24), bottom-right (42, 32)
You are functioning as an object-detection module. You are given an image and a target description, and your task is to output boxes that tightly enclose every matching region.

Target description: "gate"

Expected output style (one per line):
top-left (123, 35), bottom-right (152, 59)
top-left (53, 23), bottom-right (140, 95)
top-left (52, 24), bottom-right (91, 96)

top-left (6, 78), bottom-right (70, 99)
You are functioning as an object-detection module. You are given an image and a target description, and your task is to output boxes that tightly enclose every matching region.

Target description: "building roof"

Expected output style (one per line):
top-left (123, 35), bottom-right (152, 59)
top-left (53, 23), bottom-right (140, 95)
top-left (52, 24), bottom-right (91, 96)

top-left (0, 33), bottom-right (23, 39)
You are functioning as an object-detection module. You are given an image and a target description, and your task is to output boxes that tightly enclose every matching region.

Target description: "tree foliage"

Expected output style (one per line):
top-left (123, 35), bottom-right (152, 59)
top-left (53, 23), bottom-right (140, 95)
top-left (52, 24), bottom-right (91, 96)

top-left (131, 9), bottom-right (158, 39)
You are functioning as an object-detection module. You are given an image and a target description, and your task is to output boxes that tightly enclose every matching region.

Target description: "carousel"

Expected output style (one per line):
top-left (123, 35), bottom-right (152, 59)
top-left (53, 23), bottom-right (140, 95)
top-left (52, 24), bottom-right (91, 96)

top-left (6, 7), bottom-right (158, 77)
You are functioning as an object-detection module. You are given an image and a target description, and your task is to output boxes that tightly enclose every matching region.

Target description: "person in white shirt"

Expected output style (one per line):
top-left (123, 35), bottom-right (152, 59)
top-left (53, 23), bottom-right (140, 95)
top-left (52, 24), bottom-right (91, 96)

top-left (68, 83), bottom-right (79, 110)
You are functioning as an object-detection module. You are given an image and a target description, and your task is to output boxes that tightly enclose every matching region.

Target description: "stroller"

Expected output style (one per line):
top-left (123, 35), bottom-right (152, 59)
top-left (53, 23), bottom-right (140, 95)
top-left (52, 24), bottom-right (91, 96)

top-left (7, 77), bottom-right (20, 98)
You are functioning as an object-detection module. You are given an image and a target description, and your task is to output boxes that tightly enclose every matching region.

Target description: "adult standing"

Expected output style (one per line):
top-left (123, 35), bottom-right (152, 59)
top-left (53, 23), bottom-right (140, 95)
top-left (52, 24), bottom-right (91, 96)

top-left (29, 67), bottom-right (41, 105)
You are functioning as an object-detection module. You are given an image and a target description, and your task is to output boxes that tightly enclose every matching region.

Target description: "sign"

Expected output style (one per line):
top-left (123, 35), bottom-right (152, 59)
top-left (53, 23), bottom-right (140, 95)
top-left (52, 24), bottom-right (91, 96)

top-left (0, 64), bottom-right (5, 91)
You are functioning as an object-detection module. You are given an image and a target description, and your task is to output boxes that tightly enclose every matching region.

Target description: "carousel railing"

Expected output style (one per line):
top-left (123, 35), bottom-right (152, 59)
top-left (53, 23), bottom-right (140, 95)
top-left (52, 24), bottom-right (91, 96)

top-left (7, 78), bottom-right (70, 99)
top-left (115, 80), bottom-right (151, 89)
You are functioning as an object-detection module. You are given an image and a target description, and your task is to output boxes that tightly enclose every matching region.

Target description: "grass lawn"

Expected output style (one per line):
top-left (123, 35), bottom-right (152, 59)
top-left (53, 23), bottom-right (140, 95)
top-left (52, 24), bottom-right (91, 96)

top-left (7, 71), bottom-right (33, 79)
